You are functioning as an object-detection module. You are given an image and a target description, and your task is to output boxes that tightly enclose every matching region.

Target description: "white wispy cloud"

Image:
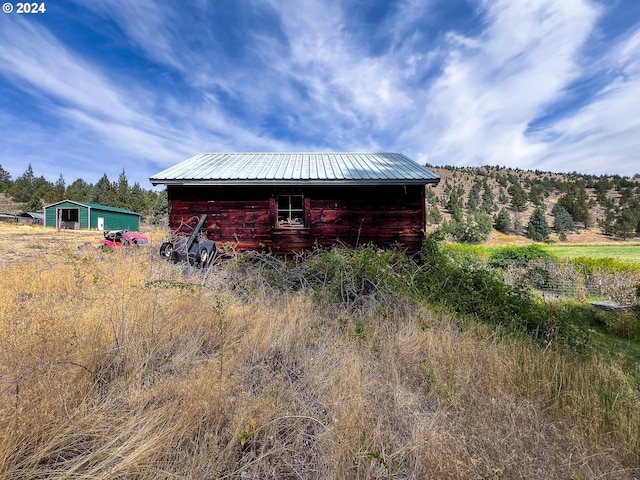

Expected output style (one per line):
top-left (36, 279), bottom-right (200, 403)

top-left (406, 0), bottom-right (601, 169)
top-left (0, 10), bottom-right (291, 183)
top-left (533, 26), bottom-right (640, 175)
top-left (256, 0), bottom-right (430, 148)
top-left (0, 19), bottom-right (143, 123)
top-left (0, 17), bottom-right (178, 177)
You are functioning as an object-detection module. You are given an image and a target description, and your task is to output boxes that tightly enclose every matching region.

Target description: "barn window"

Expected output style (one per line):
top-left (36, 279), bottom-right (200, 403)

top-left (276, 195), bottom-right (305, 228)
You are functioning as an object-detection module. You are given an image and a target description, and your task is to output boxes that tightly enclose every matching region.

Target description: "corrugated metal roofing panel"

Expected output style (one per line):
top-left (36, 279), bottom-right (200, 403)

top-left (149, 152), bottom-right (440, 186)
top-left (43, 200), bottom-right (140, 215)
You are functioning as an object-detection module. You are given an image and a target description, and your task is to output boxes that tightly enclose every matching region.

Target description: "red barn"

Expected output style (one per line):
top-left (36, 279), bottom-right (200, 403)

top-left (149, 153), bottom-right (440, 253)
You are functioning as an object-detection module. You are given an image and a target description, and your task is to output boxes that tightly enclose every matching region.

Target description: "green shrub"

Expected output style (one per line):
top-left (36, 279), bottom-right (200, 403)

top-left (300, 245), bottom-right (414, 313)
top-left (489, 244), bottom-right (551, 269)
top-left (441, 211), bottom-right (492, 244)
top-left (418, 233), bottom-right (548, 339)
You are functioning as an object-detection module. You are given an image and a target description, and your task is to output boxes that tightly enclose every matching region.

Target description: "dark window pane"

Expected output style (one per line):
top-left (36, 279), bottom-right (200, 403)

top-left (291, 195), bottom-right (303, 210)
top-left (277, 195), bottom-right (290, 209)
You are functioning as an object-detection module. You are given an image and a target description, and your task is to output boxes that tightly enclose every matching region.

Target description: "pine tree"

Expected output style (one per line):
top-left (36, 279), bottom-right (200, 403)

top-left (12, 164), bottom-right (36, 203)
top-left (612, 209), bottom-right (638, 239)
top-left (446, 190), bottom-right (464, 222)
top-left (128, 182), bottom-right (150, 214)
top-left (52, 174), bottom-right (66, 202)
top-left (115, 169), bottom-right (130, 209)
top-left (557, 184), bottom-right (593, 228)
top-left (91, 174), bottom-right (117, 206)
top-left (527, 207), bottom-right (551, 242)
top-left (427, 205), bottom-right (443, 225)
top-left (498, 188), bottom-right (508, 204)
top-left (494, 208), bottom-right (511, 233)
top-left (552, 204), bottom-right (575, 240)
top-left (468, 182), bottom-right (481, 211)
top-left (67, 179), bottom-right (92, 202)
top-left (0, 164), bottom-right (10, 192)
top-left (528, 184), bottom-right (543, 206)
top-left (481, 180), bottom-right (495, 213)
top-left (508, 183), bottom-right (528, 212)
top-left (513, 213), bottom-right (524, 236)
top-left (152, 190), bottom-right (168, 224)
top-left (24, 195), bottom-right (43, 212)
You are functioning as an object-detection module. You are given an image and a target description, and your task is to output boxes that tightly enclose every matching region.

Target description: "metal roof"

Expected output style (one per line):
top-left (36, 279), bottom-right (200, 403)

top-left (19, 212), bottom-right (45, 220)
top-left (149, 152), bottom-right (440, 186)
top-left (43, 200), bottom-right (141, 215)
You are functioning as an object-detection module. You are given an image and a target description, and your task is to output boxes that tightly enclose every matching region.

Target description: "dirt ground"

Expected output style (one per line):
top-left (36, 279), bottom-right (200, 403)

top-left (482, 227), bottom-right (636, 246)
top-left (0, 223), bottom-right (101, 268)
top-left (0, 223), bottom-right (166, 269)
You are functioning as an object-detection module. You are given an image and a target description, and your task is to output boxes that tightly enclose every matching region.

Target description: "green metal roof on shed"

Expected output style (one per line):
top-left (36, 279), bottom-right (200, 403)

top-left (43, 200), bottom-right (140, 215)
top-left (150, 152), bottom-right (440, 186)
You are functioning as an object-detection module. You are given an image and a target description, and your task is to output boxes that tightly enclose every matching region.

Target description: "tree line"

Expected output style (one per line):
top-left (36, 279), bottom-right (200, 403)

top-left (0, 163), bottom-right (167, 223)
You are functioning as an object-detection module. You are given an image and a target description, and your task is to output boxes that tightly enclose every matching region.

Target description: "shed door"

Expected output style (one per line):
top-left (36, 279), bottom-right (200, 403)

top-left (97, 217), bottom-right (105, 231)
top-left (59, 208), bottom-right (80, 230)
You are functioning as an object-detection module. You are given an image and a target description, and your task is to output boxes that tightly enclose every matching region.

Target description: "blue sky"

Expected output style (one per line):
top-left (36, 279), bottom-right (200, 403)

top-left (1, 0), bottom-right (639, 188)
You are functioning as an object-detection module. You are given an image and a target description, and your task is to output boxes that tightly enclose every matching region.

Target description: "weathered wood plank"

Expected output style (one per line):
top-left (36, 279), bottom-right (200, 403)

top-left (167, 184), bottom-right (427, 253)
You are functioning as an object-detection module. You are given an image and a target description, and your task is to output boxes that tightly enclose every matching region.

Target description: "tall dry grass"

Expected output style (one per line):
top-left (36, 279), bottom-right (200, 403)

top-left (1, 247), bottom-right (638, 479)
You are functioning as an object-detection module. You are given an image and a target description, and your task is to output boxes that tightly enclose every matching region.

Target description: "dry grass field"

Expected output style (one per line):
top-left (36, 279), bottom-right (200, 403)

top-left (0, 223), bottom-right (104, 268)
top-left (1, 223), bottom-right (639, 478)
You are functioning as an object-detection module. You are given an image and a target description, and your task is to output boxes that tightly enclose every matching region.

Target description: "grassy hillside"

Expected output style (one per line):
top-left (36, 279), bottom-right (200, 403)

top-left (1, 243), bottom-right (638, 478)
top-left (426, 165), bottom-right (640, 243)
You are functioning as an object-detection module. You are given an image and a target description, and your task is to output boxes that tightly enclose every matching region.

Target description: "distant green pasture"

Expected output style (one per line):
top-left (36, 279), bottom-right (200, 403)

top-left (542, 244), bottom-right (640, 264)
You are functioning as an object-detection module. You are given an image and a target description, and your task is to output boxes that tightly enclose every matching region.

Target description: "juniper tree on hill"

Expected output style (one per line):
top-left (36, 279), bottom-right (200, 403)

top-left (611, 208), bottom-right (639, 239)
top-left (466, 181), bottom-right (481, 212)
top-left (427, 205), bottom-right (443, 225)
top-left (527, 207), bottom-right (551, 242)
top-left (557, 184), bottom-right (593, 228)
top-left (446, 189), bottom-right (464, 222)
top-left (494, 207), bottom-right (511, 234)
top-left (528, 184), bottom-right (544, 207)
top-left (508, 183), bottom-right (528, 212)
top-left (552, 204), bottom-right (576, 241)
top-left (481, 180), bottom-right (495, 213)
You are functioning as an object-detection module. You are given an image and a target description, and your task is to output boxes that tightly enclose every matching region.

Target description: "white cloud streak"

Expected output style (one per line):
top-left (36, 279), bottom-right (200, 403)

top-left (407, 0), bottom-right (602, 168)
top-left (1, 0), bottom-right (639, 185)
top-left (0, 11), bottom-right (294, 184)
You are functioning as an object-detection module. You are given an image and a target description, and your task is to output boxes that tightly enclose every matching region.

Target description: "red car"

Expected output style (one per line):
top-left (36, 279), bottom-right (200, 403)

top-left (99, 230), bottom-right (149, 248)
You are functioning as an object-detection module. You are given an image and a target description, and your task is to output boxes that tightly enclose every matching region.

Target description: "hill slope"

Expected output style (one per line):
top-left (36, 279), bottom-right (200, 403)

top-left (0, 192), bottom-right (23, 214)
top-left (425, 164), bottom-right (640, 243)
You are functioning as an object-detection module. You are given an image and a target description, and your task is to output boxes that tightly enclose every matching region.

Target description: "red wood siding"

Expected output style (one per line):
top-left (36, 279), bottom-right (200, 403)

top-left (167, 185), bottom-right (426, 253)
